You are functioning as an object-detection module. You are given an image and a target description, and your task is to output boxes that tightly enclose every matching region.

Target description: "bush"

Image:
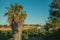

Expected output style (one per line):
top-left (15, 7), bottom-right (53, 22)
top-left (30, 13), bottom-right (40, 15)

top-left (0, 30), bottom-right (12, 40)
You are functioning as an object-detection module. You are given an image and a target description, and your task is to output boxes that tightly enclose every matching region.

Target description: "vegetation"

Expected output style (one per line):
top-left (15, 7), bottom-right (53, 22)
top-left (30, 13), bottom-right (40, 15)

top-left (0, 29), bottom-right (46, 40)
top-left (0, 28), bottom-right (60, 40)
top-left (44, 0), bottom-right (60, 40)
top-left (4, 3), bottom-right (27, 40)
top-left (45, 0), bottom-right (60, 31)
top-left (0, 25), bottom-right (8, 28)
top-left (0, 30), bottom-right (12, 40)
top-left (0, 0), bottom-right (60, 40)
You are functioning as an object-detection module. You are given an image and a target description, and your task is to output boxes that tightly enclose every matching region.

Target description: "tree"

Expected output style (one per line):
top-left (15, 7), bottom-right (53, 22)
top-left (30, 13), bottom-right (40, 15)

top-left (4, 3), bottom-right (27, 40)
top-left (45, 0), bottom-right (60, 31)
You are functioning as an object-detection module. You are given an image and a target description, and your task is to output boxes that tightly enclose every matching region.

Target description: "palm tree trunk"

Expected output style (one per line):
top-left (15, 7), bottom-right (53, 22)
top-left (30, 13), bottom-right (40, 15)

top-left (11, 22), bottom-right (19, 40)
top-left (13, 33), bottom-right (18, 40)
top-left (17, 22), bottom-right (23, 40)
top-left (13, 22), bottom-right (23, 40)
top-left (18, 28), bottom-right (22, 40)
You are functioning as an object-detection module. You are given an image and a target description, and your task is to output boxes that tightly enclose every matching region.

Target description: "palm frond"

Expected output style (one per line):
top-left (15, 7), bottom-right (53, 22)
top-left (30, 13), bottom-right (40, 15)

top-left (5, 7), bottom-right (10, 9)
top-left (11, 4), bottom-right (14, 8)
top-left (4, 13), bottom-right (8, 16)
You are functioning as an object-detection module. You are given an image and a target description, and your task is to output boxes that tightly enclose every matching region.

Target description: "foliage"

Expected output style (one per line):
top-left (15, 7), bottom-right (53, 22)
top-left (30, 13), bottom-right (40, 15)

top-left (22, 28), bottom-right (46, 40)
top-left (0, 28), bottom-right (60, 40)
top-left (0, 30), bottom-right (12, 40)
top-left (4, 3), bottom-right (27, 40)
top-left (1, 0), bottom-right (60, 40)
top-left (0, 25), bottom-right (8, 28)
top-left (44, 0), bottom-right (60, 40)
top-left (45, 0), bottom-right (60, 31)
top-left (44, 29), bottom-right (60, 40)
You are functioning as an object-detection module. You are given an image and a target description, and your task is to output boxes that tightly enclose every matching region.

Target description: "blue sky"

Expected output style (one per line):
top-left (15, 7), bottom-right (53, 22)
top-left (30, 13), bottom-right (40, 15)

top-left (0, 0), bottom-right (52, 25)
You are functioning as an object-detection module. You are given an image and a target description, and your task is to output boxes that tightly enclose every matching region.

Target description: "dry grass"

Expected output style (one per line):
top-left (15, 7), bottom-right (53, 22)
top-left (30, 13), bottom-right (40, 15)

top-left (0, 26), bottom-right (37, 31)
top-left (0, 27), bottom-right (11, 31)
top-left (23, 25), bottom-right (37, 30)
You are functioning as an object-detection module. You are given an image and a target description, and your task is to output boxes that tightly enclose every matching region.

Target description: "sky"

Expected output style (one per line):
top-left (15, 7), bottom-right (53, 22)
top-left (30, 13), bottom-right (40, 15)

top-left (0, 0), bottom-right (52, 25)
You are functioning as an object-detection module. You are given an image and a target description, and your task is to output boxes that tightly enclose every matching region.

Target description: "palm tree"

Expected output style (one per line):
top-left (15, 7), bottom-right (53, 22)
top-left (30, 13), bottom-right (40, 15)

top-left (4, 3), bottom-right (27, 40)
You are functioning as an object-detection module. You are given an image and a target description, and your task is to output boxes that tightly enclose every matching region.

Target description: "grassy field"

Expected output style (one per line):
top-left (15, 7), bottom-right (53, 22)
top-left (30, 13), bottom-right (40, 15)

top-left (0, 25), bottom-right (38, 31)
